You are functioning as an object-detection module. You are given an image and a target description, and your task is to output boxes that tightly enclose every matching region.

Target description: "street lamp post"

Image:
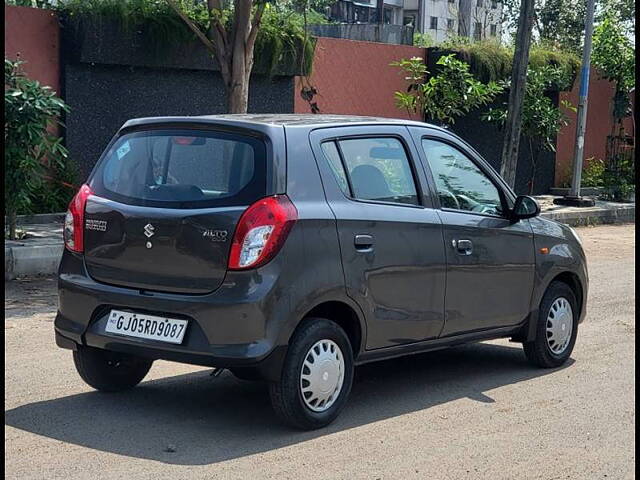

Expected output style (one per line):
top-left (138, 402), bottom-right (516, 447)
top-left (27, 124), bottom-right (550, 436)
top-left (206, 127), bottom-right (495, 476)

top-left (555, 0), bottom-right (597, 207)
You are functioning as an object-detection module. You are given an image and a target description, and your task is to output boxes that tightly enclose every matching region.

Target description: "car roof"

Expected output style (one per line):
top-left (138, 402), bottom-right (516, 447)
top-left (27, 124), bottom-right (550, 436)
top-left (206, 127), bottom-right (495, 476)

top-left (121, 113), bottom-right (448, 131)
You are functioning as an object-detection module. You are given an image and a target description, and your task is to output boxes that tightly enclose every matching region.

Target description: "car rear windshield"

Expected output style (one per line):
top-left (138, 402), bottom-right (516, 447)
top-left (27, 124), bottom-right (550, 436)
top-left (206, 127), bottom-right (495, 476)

top-left (89, 128), bottom-right (267, 208)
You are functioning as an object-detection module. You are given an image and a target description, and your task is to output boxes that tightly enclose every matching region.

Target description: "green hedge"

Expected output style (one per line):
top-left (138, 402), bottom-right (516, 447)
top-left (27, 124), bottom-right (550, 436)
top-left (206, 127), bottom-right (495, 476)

top-left (430, 39), bottom-right (580, 90)
top-left (57, 0), bottom-right (321, 77)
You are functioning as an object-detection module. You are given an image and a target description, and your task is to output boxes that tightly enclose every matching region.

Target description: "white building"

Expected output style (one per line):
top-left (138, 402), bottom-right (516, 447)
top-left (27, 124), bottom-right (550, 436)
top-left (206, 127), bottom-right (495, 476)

top-left (327, 0), bottom-right (502, 44)
top-left (402, 0), bottom-right (503, 43)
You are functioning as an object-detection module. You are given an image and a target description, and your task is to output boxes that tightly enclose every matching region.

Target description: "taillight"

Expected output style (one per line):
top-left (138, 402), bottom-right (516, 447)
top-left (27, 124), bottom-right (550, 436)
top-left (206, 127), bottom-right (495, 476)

top-left (228, 195), bottom-right (298, 270)
top-left (63, 184), bottom-right (93, 253)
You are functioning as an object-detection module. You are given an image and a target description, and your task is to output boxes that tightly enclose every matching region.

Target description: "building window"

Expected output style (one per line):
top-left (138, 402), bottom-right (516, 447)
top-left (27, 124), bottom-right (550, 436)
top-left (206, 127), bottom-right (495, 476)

top-left (491, 0), bottom-right (498, 8)
top-left (430, 16), bottom-right (438, 30)
top-left (448, 0), bottom-right (455, 3)
top-left (403, 12), bottom-right (417, 27)
top-left (447, 19), bottom-right (455, 31)
top-left (490, 24), bottom-right (497, 36)
top-left (384, 7), bottom-right (394, 24)
top-left (474, 22), bottom-right (482, 40)
top-left (477, 0), bottom-right (483, 7)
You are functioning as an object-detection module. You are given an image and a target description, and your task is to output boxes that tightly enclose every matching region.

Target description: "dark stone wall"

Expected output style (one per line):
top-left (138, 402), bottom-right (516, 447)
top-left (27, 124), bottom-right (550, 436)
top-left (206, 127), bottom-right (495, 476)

top-left (60, 16), bottom-right (295, 180)
top-left (64, 64), bottom-right (294, 180)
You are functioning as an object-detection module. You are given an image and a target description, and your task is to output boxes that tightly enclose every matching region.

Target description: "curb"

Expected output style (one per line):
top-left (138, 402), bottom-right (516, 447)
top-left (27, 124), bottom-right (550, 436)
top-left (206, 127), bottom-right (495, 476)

top-left (541, 204), bottom-right (635, 226)
top-left (5, 244), bottom-right (63, 280)
top-left (5, 212), bottom-right (65, 226)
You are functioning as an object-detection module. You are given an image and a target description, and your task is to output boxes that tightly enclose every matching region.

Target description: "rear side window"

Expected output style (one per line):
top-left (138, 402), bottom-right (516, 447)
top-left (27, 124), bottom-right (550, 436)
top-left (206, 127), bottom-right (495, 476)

top-left (321, 141), bottom-right (350, 195)
top-left (337, 137), bottom-right (419, 206)
top-left (91, 129), bottom-right (266, 208)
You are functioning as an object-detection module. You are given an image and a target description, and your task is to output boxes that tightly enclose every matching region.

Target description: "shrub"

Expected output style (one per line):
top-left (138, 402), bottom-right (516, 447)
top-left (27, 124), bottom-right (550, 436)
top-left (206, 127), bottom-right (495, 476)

top-left (4, 58), bottom-right (71, 239)
top-left (413, 32), bottom-right (435, 48)
top-left (392, 54), bottom-right (503, 125)
top-left (581, 158), bottom-right (605, 187)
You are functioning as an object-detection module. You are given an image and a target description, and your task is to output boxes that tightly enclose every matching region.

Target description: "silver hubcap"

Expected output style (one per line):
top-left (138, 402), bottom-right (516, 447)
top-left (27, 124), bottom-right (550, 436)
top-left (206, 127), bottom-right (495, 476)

top-left (546, 297), bottom-right (574, 354)
top-left (300, 339), bottom-right (345, 412)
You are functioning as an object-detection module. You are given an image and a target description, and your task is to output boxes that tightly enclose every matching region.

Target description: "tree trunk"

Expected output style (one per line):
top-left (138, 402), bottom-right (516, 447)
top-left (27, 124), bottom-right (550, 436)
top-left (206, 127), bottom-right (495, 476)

top-left (227, 75), bottom-right (250, 113)
top-left (528, 137), bottom-right (538, 195)
top-left (8, 209), bottom-right (17, 241)
top-left (499, 0), bottom-right (535, 189)
top-left (169, 0), bottom-right (266, 114)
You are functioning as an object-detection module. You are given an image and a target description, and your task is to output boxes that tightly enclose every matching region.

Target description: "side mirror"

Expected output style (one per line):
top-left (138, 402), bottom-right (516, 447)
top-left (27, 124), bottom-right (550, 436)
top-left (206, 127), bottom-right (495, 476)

top-left (511, 195), bottom-right (540, 220)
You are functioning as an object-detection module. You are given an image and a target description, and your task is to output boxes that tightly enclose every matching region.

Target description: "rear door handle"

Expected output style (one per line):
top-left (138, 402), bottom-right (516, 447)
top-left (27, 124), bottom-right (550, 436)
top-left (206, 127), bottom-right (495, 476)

top-left (354, 234), bottom-right (374, 251)
top-left (452, 238), bottom-right (473, 255)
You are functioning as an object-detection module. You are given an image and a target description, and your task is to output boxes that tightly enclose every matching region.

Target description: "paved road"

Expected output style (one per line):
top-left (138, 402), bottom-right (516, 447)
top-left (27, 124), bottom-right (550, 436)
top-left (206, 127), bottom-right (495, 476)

top-left (5, 224), bottom-right (635, 479)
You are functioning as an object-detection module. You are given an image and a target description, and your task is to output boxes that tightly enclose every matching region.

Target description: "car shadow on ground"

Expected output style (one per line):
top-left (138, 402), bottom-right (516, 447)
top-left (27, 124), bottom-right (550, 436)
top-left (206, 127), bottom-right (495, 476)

top-left (5, 342), bottom-right (572, 466)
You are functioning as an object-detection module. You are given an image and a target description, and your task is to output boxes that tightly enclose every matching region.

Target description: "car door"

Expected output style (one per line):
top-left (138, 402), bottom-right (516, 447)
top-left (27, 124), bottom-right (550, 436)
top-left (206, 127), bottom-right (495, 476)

top-left (310, 126), bottom-right (446, 350)
top-left (409, 127), bottom-right (535, 337)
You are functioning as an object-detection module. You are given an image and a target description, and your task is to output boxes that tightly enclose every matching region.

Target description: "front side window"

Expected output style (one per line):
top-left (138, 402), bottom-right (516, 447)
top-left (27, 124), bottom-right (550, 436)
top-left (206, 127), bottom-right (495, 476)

top-left (338, 137), bottom-right (419, 206)
top-left (421, 139), bottom-right (504, 216)
top-left (430, 16), bottom-right (438, 29)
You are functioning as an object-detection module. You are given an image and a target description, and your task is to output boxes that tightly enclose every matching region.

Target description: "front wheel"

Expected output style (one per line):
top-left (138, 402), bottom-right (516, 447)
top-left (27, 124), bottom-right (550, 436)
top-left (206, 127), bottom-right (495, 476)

top-left (523, 281), bottom-right (579, 368)
top-left (73, 346), bottom-right (153, 392)
top-left (269, 318), bottom-right (354, 430)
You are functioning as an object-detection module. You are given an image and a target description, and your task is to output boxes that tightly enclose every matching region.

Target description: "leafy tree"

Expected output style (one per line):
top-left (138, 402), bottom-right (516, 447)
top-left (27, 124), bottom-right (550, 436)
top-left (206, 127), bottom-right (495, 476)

top-left (501, 0), bottom-right (635, 54)
top-left (165, 0), bottom-right (268, 113)
top-left (592, 12), bottom-right (635, 126)
top-left (167, 0), bottom-right (318, 113)
top-left (592, 11), bottom-right (635, 200)
top-left (483, 65), bottom-right (576, 193)
top-left (4, 59), bottom-right (70, 240)
top-left (391, 54), bottom-right (503, 125)
top-left (537, 0), bottom-right (586, 52)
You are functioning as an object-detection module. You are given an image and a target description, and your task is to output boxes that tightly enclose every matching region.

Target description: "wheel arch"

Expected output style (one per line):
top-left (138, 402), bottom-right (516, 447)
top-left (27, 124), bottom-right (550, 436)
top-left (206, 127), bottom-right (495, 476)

top-left (301, 300), bottom-right (365, 358)
top-left (551, 271), bottom-right (584, 316)
top-left (524, 269), bottom-right (585, 342)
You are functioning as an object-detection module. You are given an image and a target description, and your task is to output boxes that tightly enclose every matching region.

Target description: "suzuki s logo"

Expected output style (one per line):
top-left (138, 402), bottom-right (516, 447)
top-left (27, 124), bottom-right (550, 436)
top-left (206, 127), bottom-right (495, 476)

top-left (143, 223), bottom-right (155, 238)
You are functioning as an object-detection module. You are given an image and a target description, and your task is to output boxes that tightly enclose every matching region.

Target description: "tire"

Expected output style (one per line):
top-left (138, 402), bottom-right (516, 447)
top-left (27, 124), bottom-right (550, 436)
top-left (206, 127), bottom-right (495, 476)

top-left (523, 281), bottom-right (579, 368)
top-left (269, 318), bottom-right (354, 430)
top-left (73, 346), bottom-right (153, 392)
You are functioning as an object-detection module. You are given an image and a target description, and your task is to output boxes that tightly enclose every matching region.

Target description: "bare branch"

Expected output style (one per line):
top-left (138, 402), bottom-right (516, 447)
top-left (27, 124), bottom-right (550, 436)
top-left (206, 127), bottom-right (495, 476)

top-left (208, 0), bottom-right (229, 50)
top-left (166, 0), bottom-right (218, 56)
top-left (246, 1), bottom-right (266, 53)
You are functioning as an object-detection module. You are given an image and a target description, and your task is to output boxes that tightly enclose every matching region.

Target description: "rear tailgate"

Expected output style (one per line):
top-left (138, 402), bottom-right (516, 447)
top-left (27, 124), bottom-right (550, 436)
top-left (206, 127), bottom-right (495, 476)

top-left (83, 123), bottom-right (281, 294)
top-left (84, 198), bottom-right (245, 294)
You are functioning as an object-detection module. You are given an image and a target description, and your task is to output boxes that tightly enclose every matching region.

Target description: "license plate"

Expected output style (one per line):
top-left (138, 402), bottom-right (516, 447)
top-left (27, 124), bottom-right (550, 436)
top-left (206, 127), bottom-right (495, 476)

top-left (105, 310), bottom-right (188, 344)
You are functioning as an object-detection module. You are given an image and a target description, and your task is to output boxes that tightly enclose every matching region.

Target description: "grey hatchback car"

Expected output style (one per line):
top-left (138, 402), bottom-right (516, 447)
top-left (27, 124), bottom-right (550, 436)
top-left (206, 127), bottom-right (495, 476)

top-left (55, 114), bottom-right (588, 429)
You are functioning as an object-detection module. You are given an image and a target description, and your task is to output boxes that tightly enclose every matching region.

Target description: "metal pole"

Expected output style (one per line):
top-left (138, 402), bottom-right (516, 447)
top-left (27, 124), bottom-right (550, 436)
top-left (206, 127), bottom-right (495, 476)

top-left (568, 0), bottom-right (596, 198)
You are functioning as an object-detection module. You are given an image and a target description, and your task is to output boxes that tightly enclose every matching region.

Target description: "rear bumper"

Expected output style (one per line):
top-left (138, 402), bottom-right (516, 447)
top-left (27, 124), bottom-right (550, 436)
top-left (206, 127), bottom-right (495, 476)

top-left (55, 249), bottom-right (289, 380)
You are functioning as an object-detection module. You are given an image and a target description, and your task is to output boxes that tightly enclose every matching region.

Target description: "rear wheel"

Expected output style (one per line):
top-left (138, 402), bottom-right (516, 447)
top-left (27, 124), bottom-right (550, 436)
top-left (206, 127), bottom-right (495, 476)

top-left (73, 346), bottom-right (153, 392)
top-left (523, 281), bottom-right (579, 368)
top-left (269, 318), bottom-right (354, 430)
